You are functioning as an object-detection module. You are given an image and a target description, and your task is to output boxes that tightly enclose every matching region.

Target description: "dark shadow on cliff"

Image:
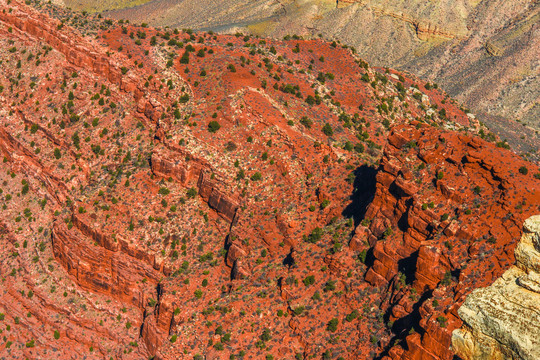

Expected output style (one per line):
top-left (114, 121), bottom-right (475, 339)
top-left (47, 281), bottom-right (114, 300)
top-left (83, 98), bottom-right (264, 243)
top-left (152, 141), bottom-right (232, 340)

top-left (282, 248), bottom-right (295, 268)
top-left (342, 164), bottom-right (378, 226)
top-left (397, 250), bottom-right (418, 285)
top-left (376, 290), bottom-right (433, 360)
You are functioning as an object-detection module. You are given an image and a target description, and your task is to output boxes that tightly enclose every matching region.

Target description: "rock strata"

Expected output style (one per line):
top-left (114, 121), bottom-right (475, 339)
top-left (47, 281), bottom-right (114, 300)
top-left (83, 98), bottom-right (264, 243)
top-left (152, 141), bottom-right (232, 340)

top-left (358, 124), bottom-right (540, 359)
top-left (452, 215), bottom-right (540, 360)
top-left (0, 1), bottom-right (538, 359)
top-left (104, 0), bottom-right (540, 149)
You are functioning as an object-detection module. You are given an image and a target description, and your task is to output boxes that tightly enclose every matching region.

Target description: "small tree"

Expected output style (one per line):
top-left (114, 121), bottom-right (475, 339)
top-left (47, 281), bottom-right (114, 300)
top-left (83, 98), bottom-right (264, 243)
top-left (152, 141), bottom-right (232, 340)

top-left (305, 227), bottom-right (322, 243)
top-left (180, 51), bottom-right (189, 64)
top-left (322, 123), bottom-right (333, 136)
top-left (260, 328), bottom-right (272, 341)
top-left (302, 275), bottom-right (315, 286)
top-left (186, 187), bottom-right (197, 199)
top-left (300, 116), bottom-right (312, 128)
top-left (208, 121), bottom-right (221, 133)
top-left (327, 318), bottom-right (338, 332)
top-left (436, 315), bottom-right (447, 328)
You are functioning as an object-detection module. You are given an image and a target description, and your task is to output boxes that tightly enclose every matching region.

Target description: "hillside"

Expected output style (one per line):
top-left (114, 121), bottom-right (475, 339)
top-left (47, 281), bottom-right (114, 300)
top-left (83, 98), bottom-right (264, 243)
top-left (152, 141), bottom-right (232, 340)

top-left (0, 1), bottom-right (539, 359)
top-left (95, 0), bottom-right (540, 157)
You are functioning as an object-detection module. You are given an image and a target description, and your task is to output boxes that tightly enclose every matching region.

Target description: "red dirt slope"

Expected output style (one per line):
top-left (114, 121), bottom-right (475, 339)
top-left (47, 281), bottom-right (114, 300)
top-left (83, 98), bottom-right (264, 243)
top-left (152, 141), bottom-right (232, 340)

top-left (0, 1), bottom-right (538, 359)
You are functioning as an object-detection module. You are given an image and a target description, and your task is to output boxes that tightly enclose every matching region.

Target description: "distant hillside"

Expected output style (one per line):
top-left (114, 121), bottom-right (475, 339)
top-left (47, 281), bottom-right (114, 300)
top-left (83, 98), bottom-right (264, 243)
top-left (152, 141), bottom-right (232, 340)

top-left (101, 0), bottom-right (539, 158)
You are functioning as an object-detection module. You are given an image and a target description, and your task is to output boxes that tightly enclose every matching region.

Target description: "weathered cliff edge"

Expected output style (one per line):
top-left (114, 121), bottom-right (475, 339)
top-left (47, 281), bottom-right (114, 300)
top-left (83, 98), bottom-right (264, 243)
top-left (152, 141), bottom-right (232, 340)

top-left (452, 215), bottom-right (540, 360)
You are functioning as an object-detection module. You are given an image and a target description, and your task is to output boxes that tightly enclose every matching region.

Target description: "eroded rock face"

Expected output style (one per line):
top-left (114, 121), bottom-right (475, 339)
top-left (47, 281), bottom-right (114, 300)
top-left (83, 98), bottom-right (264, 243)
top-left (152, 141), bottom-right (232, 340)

top-left (0, 1), bottom-right (538, 359)
top-left (452, 215), bottom-right (540, 360)
top-left (357, 125), bottom-right (540, 360)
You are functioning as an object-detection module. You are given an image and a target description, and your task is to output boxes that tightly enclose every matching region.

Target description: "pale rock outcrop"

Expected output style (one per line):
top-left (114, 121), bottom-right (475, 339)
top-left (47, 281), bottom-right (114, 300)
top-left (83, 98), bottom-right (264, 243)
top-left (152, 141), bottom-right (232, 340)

top-left (452, 215), bottom-right (540, 360)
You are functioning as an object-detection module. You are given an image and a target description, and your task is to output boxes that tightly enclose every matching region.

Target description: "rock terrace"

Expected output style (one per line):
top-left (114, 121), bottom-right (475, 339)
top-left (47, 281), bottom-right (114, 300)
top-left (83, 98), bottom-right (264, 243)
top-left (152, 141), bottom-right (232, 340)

top-left (0, 1), bottom-right (539, 359)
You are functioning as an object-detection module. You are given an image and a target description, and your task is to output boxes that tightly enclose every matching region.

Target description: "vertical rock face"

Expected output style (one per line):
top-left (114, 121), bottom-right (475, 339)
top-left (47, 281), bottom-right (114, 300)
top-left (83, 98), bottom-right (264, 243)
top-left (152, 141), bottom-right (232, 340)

top-left (51, 219), bottom-right (160, 308)
top-left (357, 125), bottom-right (540, 360)
top-left (452, 215), bottom-right (540, 360)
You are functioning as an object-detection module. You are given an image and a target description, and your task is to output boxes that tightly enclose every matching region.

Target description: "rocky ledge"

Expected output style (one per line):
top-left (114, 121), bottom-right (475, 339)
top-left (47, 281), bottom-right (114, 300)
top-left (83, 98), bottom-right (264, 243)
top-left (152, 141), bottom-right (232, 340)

top-left (452, 215), bottom-right (540, 360)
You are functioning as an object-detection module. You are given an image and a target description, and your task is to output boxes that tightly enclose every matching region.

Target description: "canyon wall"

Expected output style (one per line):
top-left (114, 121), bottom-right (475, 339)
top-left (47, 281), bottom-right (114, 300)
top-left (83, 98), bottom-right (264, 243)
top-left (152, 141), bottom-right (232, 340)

top-left (151, 147), bottom-right (240, 224)
top-left (106, 0), bottom-right (540, 152)
top-left (355, 124), bottom-right (540, 360)
top-left (0, 1), bottom-right (166, 124)
top-left (452, 215), bottom-right (540, 360)
top-left (1, 1), bottom-right (538, 358)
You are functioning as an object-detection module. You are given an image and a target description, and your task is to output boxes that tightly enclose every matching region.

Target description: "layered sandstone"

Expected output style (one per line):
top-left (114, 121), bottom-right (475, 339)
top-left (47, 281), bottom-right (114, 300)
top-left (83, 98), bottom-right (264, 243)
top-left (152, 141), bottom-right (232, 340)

top-left (355, 124), bottom-right (540, 360)
top-left (0, 1), bottom-right (538, 359)
top-left (0, 1), bottom-right (174, 125)
top-left (452, 215), bottom-right (540, 360)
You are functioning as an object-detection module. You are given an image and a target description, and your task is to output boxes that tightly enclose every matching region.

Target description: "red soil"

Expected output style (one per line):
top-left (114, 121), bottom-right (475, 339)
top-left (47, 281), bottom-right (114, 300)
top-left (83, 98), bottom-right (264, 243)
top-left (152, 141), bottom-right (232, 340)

top-left (0, 1), bottom-right (538, 359)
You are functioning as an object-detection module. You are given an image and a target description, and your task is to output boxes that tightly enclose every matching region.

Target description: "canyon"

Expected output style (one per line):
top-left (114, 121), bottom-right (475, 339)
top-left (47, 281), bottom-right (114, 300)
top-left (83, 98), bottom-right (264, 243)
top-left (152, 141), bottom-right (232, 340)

top-left (97, 0), bottom-right (540, 157)
top-left (0, 0), bottom-right (539, 359)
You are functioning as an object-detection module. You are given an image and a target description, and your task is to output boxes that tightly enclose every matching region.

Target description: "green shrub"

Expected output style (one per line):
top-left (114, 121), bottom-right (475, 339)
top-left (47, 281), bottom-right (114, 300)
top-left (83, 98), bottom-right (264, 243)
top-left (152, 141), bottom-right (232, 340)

top-left (300, 116), bottom-right (312, 128)
top-left (355, 142), bottom-right (365, 153)
top-left (326, 318), bottom-right (338, 332)
top-left (208, 121), bottom-right (221, 133)
top-left (436, 315), bottom-right (447, 328)
top-left (179, 94), bottom-right (190, 103)
top-left (305, 227), bottom-right (322, 243)
top-left (260, 328), bottom-right (272, 341)
top-left (180, 51), bottom-right (189, 64)
top-left (236, 169), bottom-right (245, 180)
top-left (324, 280), bottom-right (336, 292)
top-left (358, 249), bottom-right (367, 263)
top-left (345, 310), bottom-right (359, 322)
top-left (322, 123), bottom-right (333, 136)
top-left (186, 187), bottom-right (197, 198)
top-left (302, 275), bottom-right (315, 286)
top-left (320, 199), bottom-right (330, 209)
top-left (439, 108), bottom-right (447, 117)
top-left (496, 141), bottom-right (510, 149)
top-left (293, 306), bottom-right (304, 316)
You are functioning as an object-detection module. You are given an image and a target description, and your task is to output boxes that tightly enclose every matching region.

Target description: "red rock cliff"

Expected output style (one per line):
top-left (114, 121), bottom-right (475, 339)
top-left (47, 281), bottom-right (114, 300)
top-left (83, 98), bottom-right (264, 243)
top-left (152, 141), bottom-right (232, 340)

top-left (356, 123), bottom-right (540, 359)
